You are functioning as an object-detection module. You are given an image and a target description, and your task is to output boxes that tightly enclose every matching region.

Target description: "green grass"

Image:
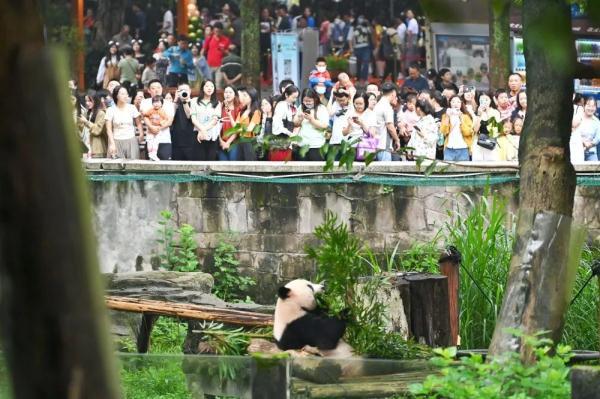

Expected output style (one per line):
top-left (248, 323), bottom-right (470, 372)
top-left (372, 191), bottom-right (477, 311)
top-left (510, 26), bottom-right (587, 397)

top-left (445, 193), bottom-right (514, 349)
top-left (120, 355), bottom-right (191, 399)
top-left (562, 244), bottom-right (600, 351)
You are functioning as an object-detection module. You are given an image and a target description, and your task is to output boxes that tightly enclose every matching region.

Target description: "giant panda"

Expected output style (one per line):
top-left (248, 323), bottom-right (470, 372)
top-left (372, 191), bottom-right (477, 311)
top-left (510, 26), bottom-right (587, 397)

top-left (273, 279), bottom-right (403, 382)
top-left (273, 279), bottom-right (354, 358)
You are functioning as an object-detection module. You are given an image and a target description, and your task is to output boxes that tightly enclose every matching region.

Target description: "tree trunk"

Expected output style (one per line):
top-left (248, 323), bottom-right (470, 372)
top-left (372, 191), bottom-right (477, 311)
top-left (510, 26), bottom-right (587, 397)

top-left (94, 0), bottom-right (126, 49)
top-left (488, 0), bottom-right (511, 91)
top-left (0, 2), bottom-right (120, 398)
top-left (488, 0), bottom-right (577, 360)
top-left (241, 0), bottom-right (261, 91)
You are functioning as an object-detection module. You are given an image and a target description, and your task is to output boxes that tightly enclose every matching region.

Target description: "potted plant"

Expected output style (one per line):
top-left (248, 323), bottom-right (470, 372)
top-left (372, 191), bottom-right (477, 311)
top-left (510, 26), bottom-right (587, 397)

top-left (325, 54), bottom-right (349, 81)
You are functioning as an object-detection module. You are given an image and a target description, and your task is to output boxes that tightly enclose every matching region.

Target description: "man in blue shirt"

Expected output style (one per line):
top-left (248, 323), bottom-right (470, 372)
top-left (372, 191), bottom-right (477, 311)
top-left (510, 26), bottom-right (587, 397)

top-left (163, 35), bottom-right (194, 87)
top-left (402, 64), bottom-right (429, 93)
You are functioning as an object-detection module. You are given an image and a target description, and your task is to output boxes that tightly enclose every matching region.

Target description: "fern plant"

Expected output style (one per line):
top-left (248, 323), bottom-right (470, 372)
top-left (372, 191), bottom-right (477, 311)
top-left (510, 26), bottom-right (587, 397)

top-left (172, 224), bottom-right (199, 272)
top-left (156, 210), bottom-right (178, 270)
top-left (156, 210), bottom-right (200, 272)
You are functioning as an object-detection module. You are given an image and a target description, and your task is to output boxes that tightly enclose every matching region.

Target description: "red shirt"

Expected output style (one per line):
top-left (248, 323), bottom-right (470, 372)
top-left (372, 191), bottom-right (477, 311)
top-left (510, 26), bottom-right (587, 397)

top-left (203, 34), bottom-right (231, 68)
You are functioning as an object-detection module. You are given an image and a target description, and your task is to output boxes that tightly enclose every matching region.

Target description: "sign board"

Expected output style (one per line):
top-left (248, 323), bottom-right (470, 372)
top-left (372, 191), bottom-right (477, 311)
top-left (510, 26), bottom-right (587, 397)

top-left (271, 33), bottom-right (299, 95)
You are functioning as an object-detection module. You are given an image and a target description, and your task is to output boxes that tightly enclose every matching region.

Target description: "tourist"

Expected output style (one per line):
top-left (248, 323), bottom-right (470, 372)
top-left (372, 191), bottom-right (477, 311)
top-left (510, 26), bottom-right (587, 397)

top-left (435, 68), bottom-right (458, 93)
top-left (328, 88), bottom-right (352, 154)
top-left (308, 57), bottom-right (333, 91)
top-left (105, 85), bottom-right (144, 159)
top-left (219, 48), bottom-right (243, 89)
top-left (374, 82), bottom-right (401, 161)
top-left (511, 91), bottom-right (527, 121)
top-left (141, 58), bottom-right (158, 88)
top-left (235, 87), bottom-right (262, 161)
top-left (275, 4), bottom-right (292, 32)
top-left (403, 64), bottom-right (429, 92)
top-left (493, 89), bottom-right (513, 121)
top-left (440, 95), bottom-right (473, 161)
top-left (303, 7), bottom-right (316, 28)
top-left (318, 15), bottom-right (332, 56)
top-left (78, 91), bottom-right (108, 158)
top-left (258, 97), bottom-right (274, 159)
top-left (507, 73), bottom-right (524, 108)
top-left (191, 79), bottom-right (221, 161)
top-left (201, 22), bottom-right (231, 80)
top-left (164, 35), bottom-right (193, 87)
top-left (188, 43), bottom-right (203, 90)
top-left (351, 15), bottom-right (373, 86)
top-left (131, 39), bottom-right (146, 66)
top-left (96, 41), bottom-right (121, 89)
top-left (342, 92), bottom-right (377, 149)
top-left (498, 116), bottom-right (522, 162)
top-left (153, 40), bottom-right (170, 86)
top-left (367, 92), bottom-right (378, 111)
top-left (297, 88), bottom-right (329, 161)
top-left (576, 96), bottom-right (600, 161)
top-left (404, 9), bottom-right (420, 68)
top-left (271, 85), bottom-right (300, 161)
top-left (218, 85), bottom-right (240, 161)
top-left (112, 25), bottom-right (133, 50)
top-left (407, 99), bottom-right (438, 159)
top-left (141, 80), bottom-right (175, 161)
top-left (472, 92), bottom-right (500, 162)
top-left (143, 95), bottom-right (170, 161)
top-left (170, 83), bottom-right (197, 161)
top-left (118, 48), bottom-right (140, 85)
top-left (332, 73), bottom-right (356, 99)
top-left (461, 86), bottom-right (478, 115)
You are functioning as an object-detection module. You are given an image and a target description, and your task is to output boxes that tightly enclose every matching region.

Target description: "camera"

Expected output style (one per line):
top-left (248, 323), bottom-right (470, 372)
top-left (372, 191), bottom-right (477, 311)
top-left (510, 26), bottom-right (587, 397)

top-left (180, 91), bottom-right (189, 98)
top-left (335, 108), bottom-right (347, 117)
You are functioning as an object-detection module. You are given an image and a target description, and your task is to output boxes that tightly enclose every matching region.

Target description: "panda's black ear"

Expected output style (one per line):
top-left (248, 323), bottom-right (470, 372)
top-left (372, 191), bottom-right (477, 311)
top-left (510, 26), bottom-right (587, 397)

top-left (278, 287), bottom-right (291, 299)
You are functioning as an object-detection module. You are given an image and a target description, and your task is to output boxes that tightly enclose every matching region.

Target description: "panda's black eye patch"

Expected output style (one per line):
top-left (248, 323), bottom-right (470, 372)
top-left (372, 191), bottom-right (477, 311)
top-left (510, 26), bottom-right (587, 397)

top-left (307, 284), bottom-right (314, 292)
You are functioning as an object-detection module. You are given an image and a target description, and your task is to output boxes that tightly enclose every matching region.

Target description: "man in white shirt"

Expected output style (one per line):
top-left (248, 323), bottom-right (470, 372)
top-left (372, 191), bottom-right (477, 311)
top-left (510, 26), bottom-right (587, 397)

top-left (404, 9), bottom-right (419, 67)
top-left (329, 89), bottom-right (352, 148)
top-left (140, 79), bottom-right (175, 159)
top-left (373, 83), bottom-right (400, 161)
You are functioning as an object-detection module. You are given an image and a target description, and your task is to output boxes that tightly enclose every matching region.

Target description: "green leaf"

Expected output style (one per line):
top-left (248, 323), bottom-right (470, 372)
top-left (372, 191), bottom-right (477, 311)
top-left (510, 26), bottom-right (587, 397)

top-left (424, 161), bottom-right (437, 177)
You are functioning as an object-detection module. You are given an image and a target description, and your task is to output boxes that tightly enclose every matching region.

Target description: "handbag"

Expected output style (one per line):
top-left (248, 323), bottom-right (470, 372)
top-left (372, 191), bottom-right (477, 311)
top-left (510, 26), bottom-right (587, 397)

top-left (477, 133), bottom-right (497, 150)
top-left (356, 133), bottom-right (379, 161)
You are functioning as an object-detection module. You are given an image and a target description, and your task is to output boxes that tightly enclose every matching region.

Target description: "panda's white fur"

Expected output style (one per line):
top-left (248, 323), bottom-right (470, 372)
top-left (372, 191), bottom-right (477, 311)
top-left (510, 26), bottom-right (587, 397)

top-left (273, 279), bottom-right (355, 358)
top-left (273, 279), bottom-right (323, 343)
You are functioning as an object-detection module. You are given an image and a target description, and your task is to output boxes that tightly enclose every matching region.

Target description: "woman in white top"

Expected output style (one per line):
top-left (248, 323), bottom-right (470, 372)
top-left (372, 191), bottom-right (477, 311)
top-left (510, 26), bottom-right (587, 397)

top-left (296, 88), bottom-right (329, 161)
top-left (270, 85), bottom-right (300, 161)
top-left (105, 86), bottom-right (144, 159)
top-left (342, 92), bottom-right (376, 147)
top-left (407, 99), bottom-right (438, 159)
top-left (96, 41), bottom-right (122, 88)
top-left (472, 93), bottom-right (501, 161)
top-left (191, 79), bottom-right (221, 160)
top-left (576, 96), bottom-right (600, 161)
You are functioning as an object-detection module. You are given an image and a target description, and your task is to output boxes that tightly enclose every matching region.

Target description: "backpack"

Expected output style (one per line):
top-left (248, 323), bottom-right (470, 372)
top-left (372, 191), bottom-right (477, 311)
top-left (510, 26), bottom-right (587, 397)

top-left (380, 31), bottom-right (395, 60)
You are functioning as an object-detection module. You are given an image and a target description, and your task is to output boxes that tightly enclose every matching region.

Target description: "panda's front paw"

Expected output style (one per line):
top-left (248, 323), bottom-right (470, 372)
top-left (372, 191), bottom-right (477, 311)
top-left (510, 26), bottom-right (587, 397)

top-left (301, 345), bottom-right (323, 356)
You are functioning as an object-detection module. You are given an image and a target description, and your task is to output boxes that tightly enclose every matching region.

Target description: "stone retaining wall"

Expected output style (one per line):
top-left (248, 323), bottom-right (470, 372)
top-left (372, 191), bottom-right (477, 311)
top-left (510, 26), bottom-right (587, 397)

top-left (88, 161), bottom-right (600, 303)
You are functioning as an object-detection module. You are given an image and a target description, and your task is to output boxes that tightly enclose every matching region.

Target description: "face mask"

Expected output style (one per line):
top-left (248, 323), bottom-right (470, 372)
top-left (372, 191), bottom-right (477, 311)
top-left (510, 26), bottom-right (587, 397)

top-left (315, 86), bottom-right (326, 95)
top-left (316, 66), bottom-right (326, 73)
top-left (105, 98), bottom-right (114, 107)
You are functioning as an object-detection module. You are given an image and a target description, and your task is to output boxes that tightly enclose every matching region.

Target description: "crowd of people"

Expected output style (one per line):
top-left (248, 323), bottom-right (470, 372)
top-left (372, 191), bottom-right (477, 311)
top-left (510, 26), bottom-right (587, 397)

top-left (73, 2), bottom-right (599, 163)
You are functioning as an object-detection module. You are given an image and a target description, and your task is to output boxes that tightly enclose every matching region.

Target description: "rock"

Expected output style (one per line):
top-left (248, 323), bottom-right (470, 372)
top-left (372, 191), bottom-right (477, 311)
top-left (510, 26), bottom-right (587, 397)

top-left (571, 366), bottom-right (600, 399)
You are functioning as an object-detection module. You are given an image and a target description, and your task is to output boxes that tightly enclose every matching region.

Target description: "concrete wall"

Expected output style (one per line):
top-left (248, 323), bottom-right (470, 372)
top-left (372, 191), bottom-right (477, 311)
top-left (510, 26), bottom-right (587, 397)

top-left (88, 161), bottom-right (600, 303)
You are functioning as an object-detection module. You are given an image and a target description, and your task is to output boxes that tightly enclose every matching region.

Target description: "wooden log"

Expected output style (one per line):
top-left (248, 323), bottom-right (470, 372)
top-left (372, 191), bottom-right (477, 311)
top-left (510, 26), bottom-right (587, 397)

top-left (105, 296), bottom-right (273, 327)
top-left (404, 274), bottom-right (452, 347)
top-left (571, 366), bottom-right (600, 399)
top-left (438, 247), bottom-right (461, 346)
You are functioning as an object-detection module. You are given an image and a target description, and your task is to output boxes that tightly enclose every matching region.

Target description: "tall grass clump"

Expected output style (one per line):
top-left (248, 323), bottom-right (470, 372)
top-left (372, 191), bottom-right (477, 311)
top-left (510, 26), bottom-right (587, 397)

top-left (561, 244), bottom-right (600, 351)
top-left (445, 193), bottom-right (514, 349)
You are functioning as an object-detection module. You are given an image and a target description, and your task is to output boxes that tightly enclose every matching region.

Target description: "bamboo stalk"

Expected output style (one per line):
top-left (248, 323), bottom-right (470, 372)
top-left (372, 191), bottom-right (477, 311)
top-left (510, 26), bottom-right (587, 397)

top-left (105, 296), bottom-right (273, 327)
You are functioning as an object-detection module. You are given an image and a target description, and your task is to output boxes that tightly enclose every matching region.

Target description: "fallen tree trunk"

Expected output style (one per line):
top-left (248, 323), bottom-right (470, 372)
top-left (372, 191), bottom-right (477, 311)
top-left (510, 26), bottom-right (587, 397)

top-left (105, 296), bottom-right (273, 327)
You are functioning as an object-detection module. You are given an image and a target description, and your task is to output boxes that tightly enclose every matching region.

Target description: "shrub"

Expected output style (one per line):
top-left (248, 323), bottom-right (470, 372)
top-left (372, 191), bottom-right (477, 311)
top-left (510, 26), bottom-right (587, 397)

top-left (156, 210), bottom-right (199, 272)
top-left (212, 239), bottom-right (256, 303)
top-left (409, 331), bottom-right (572, 399)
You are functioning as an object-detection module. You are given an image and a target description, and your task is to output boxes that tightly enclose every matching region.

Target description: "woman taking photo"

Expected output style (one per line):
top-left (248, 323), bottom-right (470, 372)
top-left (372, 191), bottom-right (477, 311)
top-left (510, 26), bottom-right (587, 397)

top-left (105, 85), bottom-right (144, 159)
top-left (96, 41), bottom-right (121, 88)
top-left (296, 88), bottom-right (329, 161)
top-left (218, 85), bottom-right (240, 161)
top-left (342, 92), bottom-right (376, 147)
top-left (406, 99), bottom-right (438, 160)
top-left (440, 95), bottom-right (473, 161)
top-left (78, 91), bottom-right (108, 158)
top-left (271, 85), bottom-right (300, 161)
top-left (191, 79), bottom-right (221, 160)
top-left (235, 86), bottom-right (262, 161)
top-left (471, 92), bottom-right (501, 161)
